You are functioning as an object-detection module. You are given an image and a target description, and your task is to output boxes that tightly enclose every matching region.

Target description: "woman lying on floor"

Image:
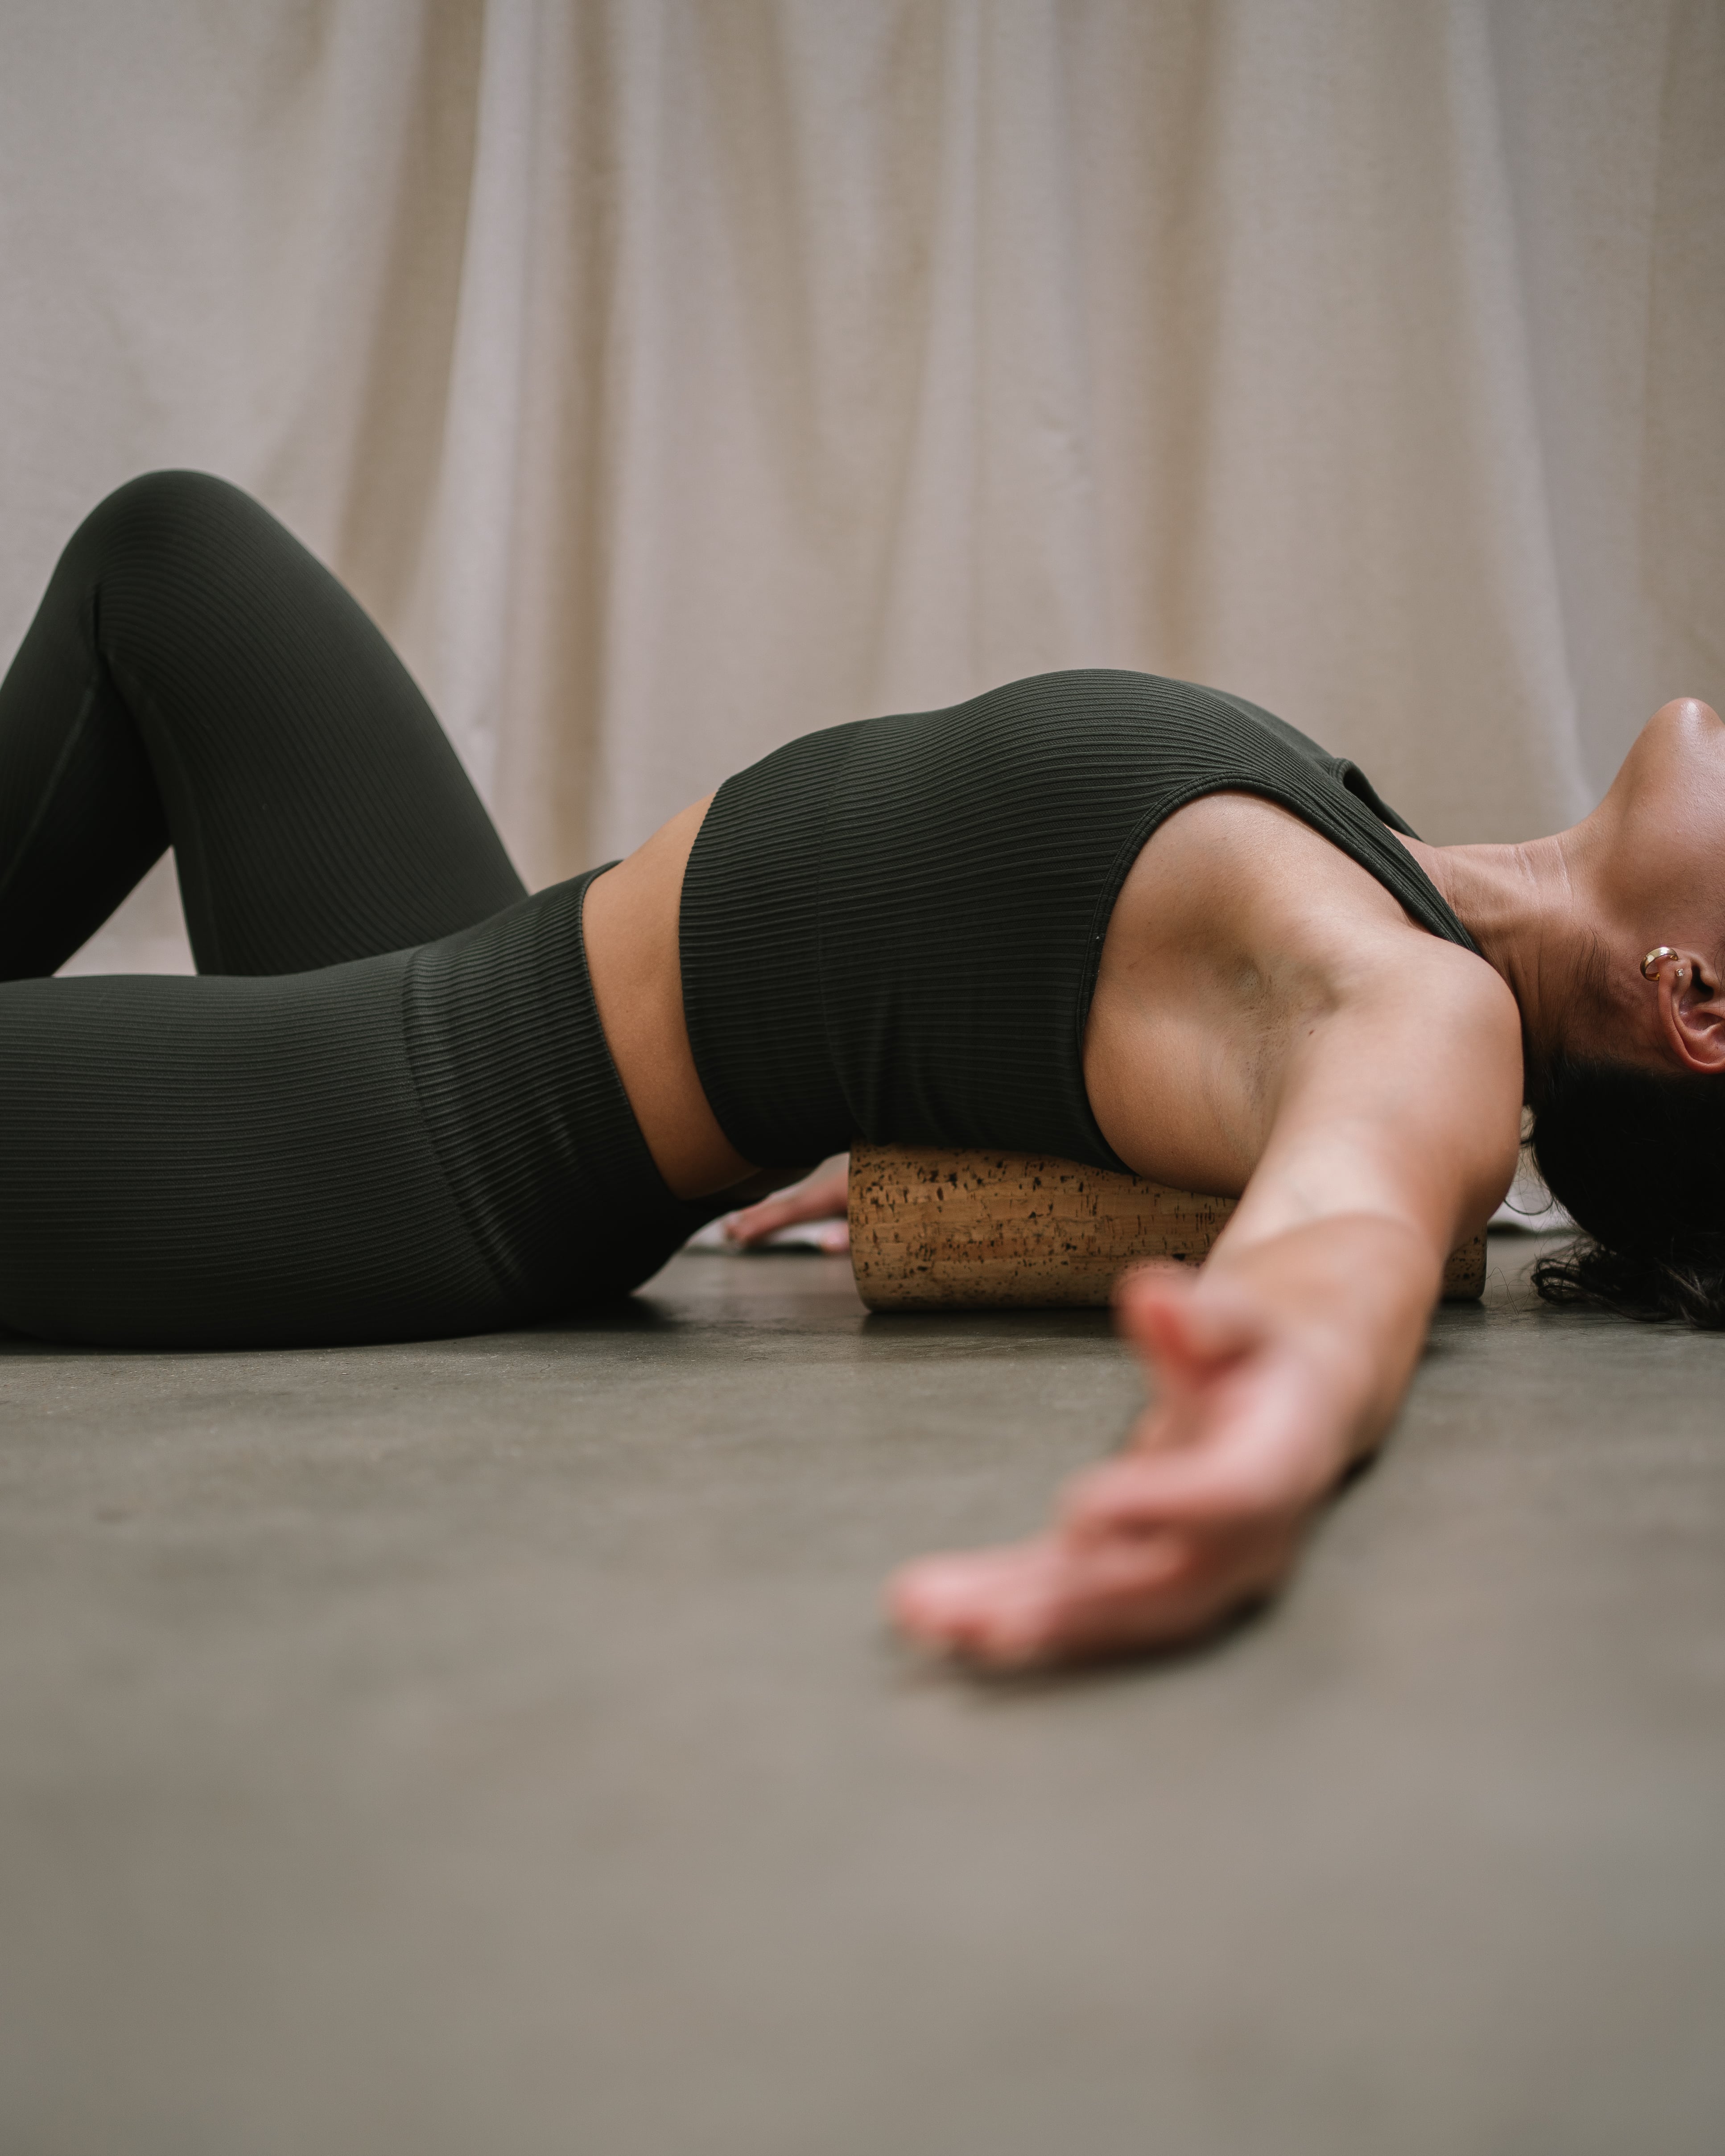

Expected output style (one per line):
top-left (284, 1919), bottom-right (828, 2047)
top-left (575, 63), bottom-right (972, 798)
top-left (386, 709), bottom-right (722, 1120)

top-left (3, 473), bottom-right (1721, 1668)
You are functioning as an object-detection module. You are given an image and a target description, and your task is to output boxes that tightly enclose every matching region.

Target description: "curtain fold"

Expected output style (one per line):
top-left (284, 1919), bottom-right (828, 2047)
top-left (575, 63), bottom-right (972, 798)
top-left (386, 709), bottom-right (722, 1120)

top-left (0, 0), bottom-right (1716, 970)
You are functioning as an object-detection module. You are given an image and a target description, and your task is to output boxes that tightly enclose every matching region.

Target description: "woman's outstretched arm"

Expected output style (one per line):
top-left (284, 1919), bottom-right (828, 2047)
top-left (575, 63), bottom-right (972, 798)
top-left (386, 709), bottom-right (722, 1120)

top-left (889, 946), bottom-right (1525, 1668)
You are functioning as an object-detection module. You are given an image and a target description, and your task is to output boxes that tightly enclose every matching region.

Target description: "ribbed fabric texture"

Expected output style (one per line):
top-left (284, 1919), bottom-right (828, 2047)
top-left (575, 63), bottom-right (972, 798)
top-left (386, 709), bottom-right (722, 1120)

top-left (0, 955), bottom-right (508, 1347)
top-left (0, 470), bottom-right (526, 978)
top-left (0, 472), bottom-right (703, 1348)
top-left (404, 868), bottom-right (725, 1317)
top-left (681, 669), bottom-right (1475, 1171)
top-left (675, 718), bottom-right (862, 1163)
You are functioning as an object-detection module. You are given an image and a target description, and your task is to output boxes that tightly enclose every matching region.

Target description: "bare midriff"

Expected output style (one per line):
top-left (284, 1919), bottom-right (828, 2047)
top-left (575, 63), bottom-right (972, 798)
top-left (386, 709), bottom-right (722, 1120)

top-left (581, 796), bottom-right (759, 1200)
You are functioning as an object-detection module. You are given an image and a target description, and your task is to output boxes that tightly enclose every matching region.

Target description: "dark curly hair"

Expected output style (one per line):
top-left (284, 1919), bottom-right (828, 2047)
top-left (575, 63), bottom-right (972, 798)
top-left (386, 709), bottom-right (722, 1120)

top-left (1529, 1054), bottom-right (1725, 1326)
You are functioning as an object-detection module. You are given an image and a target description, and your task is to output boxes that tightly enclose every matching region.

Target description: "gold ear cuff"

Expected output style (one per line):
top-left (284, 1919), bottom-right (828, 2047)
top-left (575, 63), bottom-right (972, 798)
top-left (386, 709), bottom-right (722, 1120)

top-left (1642, 946), bottom-right (1680, 980)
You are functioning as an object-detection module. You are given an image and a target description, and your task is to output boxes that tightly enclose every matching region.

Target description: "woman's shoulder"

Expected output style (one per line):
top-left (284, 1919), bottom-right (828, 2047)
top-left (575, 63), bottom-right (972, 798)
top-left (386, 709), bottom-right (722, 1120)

top-left (1130, 791), bottom-right (1501, 999)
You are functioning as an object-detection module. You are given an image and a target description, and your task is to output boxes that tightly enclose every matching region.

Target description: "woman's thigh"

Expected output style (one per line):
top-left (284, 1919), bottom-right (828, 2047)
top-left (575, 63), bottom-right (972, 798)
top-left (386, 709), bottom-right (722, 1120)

top-left (0, 470), bottom-right (525, 979)
top-left (0, 954), bottom-right (512, 1346)
top-left (0, 874), bottom-right (722, 1349)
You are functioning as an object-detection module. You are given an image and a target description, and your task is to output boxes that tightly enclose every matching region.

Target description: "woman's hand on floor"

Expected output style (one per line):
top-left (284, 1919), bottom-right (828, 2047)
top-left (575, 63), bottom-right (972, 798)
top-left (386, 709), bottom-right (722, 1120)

top-left (887, 1255), bottom-right (1374, 1669)
top-left (722, 1155), bottom-right (850, 1249)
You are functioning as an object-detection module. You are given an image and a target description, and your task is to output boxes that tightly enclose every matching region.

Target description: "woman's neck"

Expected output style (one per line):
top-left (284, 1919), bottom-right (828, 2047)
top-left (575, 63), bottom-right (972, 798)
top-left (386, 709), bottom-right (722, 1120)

top-left (1399, 828), bottom-right (1605, 1055)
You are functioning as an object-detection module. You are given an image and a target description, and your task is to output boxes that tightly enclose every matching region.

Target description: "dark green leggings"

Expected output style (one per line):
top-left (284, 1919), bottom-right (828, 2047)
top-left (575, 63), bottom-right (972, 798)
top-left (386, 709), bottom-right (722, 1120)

top-left (0, 472), bottom-right (718, 1348)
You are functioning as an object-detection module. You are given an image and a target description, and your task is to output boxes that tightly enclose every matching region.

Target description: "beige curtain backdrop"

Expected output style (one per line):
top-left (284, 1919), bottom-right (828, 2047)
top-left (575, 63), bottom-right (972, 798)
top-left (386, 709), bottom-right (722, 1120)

top-left (0, 0), bottom-right (1719, 973)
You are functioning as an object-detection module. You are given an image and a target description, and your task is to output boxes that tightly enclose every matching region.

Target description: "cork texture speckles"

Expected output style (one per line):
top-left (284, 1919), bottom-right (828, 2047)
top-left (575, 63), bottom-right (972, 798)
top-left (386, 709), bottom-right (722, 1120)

top-left (849, 1142), bottom-right (1485, 1308)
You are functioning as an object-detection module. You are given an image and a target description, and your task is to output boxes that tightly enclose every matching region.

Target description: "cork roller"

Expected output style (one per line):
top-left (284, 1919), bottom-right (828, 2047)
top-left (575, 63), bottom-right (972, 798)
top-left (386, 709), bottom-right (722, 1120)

top-left (848, 1141), bottom-right (1488, 1311)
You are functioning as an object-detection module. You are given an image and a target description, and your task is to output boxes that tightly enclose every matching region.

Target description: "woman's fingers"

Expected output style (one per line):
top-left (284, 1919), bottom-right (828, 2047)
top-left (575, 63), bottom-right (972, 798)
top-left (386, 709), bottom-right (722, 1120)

top-left (1086, 1266), bottom-right (1352, 1538)
top-left (1113, 1261), bottom-right (1267, 1392)
top-left (890, 1539), bottom-right (1178, 1668)
top-left (1023, 1526), bottom-right (1295, 1664)
top-left (889, 1519), bottom-right (1298, 1669)
top-left (723, 1156), bottom-right (850, 1245)
top-left (1060, 1362), bottom-right (1339, 1538)
top-left (888, 1544), bottom-right (1071, 1665)
top-left (1061, 1447), bottom-right (1297, 1542)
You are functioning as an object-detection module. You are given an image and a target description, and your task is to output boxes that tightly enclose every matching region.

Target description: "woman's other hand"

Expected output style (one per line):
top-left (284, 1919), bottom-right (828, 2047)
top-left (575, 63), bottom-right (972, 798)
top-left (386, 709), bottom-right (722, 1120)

top-left (722, 1154), bottom-right (850, 1251)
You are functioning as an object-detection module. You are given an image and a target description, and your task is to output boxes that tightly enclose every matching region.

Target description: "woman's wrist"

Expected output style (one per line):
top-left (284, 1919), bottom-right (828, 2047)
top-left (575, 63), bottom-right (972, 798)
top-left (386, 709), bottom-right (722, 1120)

top-left (1195, 1211), bottom-right (1441, 1465)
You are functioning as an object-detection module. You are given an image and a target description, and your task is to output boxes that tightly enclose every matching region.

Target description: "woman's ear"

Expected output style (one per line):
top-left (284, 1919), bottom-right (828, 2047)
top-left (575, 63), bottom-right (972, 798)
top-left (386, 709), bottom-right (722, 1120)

top-left (1654, 953), bottom-right (1725, 1073)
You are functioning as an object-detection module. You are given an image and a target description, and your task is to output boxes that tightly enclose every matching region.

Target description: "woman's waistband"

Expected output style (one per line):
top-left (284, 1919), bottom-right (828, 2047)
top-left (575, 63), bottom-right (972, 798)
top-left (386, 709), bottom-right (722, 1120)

top-left (404, 867), bottom-right (726, 1313)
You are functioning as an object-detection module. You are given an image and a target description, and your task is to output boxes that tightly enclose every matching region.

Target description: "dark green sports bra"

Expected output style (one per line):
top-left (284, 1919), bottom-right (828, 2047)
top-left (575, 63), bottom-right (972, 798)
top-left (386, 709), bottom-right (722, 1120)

top-left (679, 669), bottom-right (1475, 1171)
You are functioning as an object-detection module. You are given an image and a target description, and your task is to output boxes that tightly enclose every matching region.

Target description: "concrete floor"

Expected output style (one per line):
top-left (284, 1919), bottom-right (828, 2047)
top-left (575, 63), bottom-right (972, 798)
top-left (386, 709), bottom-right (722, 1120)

top-left (2, 1236), bottom-right (1722, 2156)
